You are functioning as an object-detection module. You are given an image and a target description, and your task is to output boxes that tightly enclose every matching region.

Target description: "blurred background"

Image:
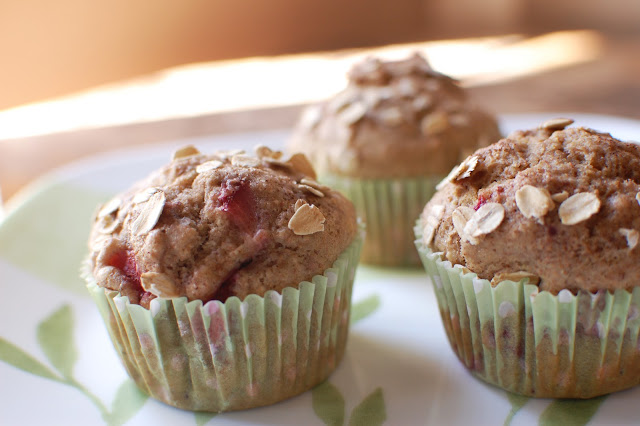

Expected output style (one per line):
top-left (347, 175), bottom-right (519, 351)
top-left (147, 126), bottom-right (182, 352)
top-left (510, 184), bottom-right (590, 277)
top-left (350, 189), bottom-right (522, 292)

top-left (0, 0), bottom-right (639, 203)
top-left (1, 0), bottom-right (638, 110)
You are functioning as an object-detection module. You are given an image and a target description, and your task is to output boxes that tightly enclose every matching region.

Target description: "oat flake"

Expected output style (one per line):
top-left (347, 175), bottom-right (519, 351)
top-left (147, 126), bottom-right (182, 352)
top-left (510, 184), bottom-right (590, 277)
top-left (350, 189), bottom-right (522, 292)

top-left (540, 118), bottom-right (574, 131)
top-left (492, 271), bottom-right (540, 286)
top-left (298, 106), bottom-right (322, 131)
top-left (551, 191), bottom-right (569, 203)
top-left (422, 204), bottom-right (445, 245)
top-left (294, 199), bottom-right (307, 210)
top-left (133, 187), bottom-right (161, 204)
top-left (131, 190), bottom-right (166, 236)
top-left (300, 178), bottom-right (329, 192)
top-left (287, 153), bottom-right (317, 180)
top-left (231, 155), bottom-right (261, 168)
top-left (455, 156), bottom-right (479, 181)
top-left (98, 198), bottom-right (122, 218)
top-left (464, 202), bottom-right (505, 238)
top-left (378, 107), bottom-right (404, 126)
top-left (172, 145), bottom-right (200, 160)
top-left (435, 155), bottom-right (479, 190)
top-left (141, 271), bottom-right (180, 298)
top-left (97, 215), bottom-right (120, 234)
top-left (619, 228), bottom-right (639, 249)
top-left (329, 88), bottom-right (356, 113)
top-left (421, 111), bottom-right (449, 135)
top-left (196, 160), bottom-right (224, 173)
top-left (452, 206), bottom-right (477, 245)
top-left (298, 184), bottom-right (324, 197)
top-left (412, 94), bottom-right (432, 111)
top-left (288, 203), bottom-right (325, 235)
top-left (515, 185), bottom-right (554, 222)
top-left (448, 113), bottom-right (470, 127)
top-left (339, 102), bottom-right (367, 125)
top-left (254, 145), bottom-right (282, 159)
top-left (215, 149), bottom-right (246, 161)
top-left (558, 192), bottom-right (600, 225)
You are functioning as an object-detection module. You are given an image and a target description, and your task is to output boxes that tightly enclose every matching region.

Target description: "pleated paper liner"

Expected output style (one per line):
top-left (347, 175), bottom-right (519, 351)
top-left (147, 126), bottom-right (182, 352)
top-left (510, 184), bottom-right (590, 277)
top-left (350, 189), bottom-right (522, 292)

top-left (415, 232), bottom-right (640, 398)
top-left (321, 175), bottom-right (441, 267)
top-left (86, 229), bottom-right (363, 412)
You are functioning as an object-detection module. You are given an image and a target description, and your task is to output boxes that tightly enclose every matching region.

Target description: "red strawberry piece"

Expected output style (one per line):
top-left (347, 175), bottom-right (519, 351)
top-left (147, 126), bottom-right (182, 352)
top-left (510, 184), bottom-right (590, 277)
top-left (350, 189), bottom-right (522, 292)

top-left (217, 180), bottom-right (257, 233)
top-left (474, 194), bottom-right (488, 211)
top-left (105, 248), bottom-right (142, 289)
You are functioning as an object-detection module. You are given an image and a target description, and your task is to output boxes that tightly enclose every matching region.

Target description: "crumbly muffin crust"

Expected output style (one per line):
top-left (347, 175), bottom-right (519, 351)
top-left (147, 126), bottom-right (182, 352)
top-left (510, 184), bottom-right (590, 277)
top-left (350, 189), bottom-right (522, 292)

top-left (88, 147), bottom-right (358, 308)
top-left (288, 53), bottom-right (501, 178)
top-left (421, 119), bottom-right (640, 294)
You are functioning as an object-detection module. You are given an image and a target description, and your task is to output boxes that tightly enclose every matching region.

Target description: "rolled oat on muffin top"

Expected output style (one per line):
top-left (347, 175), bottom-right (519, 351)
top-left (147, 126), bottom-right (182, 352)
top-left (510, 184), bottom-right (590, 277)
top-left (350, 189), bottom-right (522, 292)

top-left (421, 118), bottom-right (640, 294)
top-left (288, 52), bottom-right (501, 179)
top-left (88, 146), bottom-right (358, 308)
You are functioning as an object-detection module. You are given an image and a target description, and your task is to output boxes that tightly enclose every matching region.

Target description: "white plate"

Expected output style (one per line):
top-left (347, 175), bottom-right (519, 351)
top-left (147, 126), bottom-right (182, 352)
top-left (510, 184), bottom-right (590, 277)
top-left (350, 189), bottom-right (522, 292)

top-left (2, 113), bottom-right (640, 426)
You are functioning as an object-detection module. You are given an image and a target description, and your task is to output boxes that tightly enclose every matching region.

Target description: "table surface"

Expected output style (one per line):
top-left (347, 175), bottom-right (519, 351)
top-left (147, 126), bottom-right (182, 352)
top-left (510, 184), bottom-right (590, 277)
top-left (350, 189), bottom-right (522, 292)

top-left (1, 31), bottom-right (639, 206)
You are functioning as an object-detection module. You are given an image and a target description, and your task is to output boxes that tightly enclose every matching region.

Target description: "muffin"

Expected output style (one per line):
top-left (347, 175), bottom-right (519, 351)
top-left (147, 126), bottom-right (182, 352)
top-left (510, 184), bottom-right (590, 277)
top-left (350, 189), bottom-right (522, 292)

top-left (85, 145), bottom-right (363, 412)
top-left (415, 118), bottom-right (640, 398)
top-left (289, 52), bottom-right (501, 266)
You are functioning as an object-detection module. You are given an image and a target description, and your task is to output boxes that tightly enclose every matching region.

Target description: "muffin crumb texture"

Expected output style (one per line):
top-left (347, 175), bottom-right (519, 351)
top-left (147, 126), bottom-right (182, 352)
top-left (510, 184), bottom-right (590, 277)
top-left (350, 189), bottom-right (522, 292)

top-left (424, 121), bottom-right (640, 294)
top-left (89, 146), bottom-right (357, 308)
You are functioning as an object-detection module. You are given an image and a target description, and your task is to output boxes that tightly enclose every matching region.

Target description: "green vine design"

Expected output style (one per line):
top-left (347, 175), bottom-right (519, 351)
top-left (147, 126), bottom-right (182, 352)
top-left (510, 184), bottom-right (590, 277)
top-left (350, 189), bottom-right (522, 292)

top-left (308, 294), bottom-right (386, 426)
top-left (0, 304), bottom-right (147, 425)
top-left (350, 294), bottom-right (381, 325)
top-left (1, 298), bottom-right (610, 425)
top-left (539, 396), bottom-right (608, 426)
top-left (504, 392), bottom-right (529, 426)
top-left (502, 390), bottom-right (608, 426)
top-left (312, 382), bottom-right (386, 426)
top-left (194, 411), bottom-right (218, 426)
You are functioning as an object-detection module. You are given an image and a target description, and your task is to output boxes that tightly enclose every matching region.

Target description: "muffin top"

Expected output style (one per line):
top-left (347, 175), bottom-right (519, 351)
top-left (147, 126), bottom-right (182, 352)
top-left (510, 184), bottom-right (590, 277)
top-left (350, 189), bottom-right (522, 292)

top-left (420, 118), bottom-right (640, 294)
top-left (288, 53), bottom-right (501, 179)
top-left (88, 146), bottom-right (358, 308)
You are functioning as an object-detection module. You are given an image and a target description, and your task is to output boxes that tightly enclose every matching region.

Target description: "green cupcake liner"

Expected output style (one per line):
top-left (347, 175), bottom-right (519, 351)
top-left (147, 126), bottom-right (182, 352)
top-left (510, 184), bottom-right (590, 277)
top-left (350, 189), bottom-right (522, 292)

top-left (86, 229), bottom-right (363, 412)
top-left (321, 175), bottom-right (441, 267)
top-left (415, 230), bottom-right (640, 398)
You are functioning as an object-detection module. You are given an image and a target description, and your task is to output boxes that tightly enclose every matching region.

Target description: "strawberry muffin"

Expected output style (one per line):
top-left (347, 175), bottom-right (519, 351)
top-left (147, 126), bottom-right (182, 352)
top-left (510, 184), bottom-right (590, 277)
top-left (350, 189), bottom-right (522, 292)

top-left (86, 146), bottom-right (363, 411)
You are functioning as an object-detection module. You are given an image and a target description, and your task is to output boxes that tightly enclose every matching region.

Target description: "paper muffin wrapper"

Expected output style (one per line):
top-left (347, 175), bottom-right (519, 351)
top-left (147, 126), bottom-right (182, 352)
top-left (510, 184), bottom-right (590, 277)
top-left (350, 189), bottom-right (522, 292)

top-left (321, 175), bottom-right (441, 267)
top-left (86, 230), bottom-right (363, 412)
top-left (415, 231), bottom-right (640, 398)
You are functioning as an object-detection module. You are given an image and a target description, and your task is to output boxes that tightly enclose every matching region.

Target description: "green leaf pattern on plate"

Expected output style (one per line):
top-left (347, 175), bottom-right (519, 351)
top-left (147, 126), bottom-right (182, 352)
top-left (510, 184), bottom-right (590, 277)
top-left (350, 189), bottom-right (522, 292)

top-left (312, 381), bottom-right (385, 426)
top-left (0, 183), bottom-right (109, 296)
top-left (0, 282), bottom-right (613, 425)
top-left (194, 411), bottom-right (218, 426)
top-left (0, 337), bottom-right (63, 383)
top-left (311, 293), bottom-right (387, 426)
top-left (0, 183), bottom-right (618, 425)
top-left (0, 303), bottom-right (148, 425)
top-left (350, 294), bottom-right (381, 325)
top-left (539, 396), bottom-right (608, 426)
top-left (348, 388), bottom-right (386, 426)
top-left (106, 380), bottom-right (149, 426)
top-left (37, 305), bottom-right (77, 379)
top-left (312, 381), bottom-right (346, 426)
top-left (504, 392), bottom-right (530, 426)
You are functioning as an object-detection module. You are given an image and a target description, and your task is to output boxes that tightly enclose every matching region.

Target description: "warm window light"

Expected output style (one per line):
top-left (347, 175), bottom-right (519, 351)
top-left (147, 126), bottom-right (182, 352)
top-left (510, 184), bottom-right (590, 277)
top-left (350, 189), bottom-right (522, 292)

top-left (0, 30), bottom-right (602, 140)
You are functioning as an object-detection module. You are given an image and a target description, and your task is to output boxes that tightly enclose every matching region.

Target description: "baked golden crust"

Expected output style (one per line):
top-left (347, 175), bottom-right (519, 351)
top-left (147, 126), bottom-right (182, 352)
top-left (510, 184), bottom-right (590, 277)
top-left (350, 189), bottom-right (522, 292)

top-left (88, 147), bottom-right (357, 307)
top-left (421, 121), bottom-right (640, 294)
top-left (288, 53), bottom-right (501, 178)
